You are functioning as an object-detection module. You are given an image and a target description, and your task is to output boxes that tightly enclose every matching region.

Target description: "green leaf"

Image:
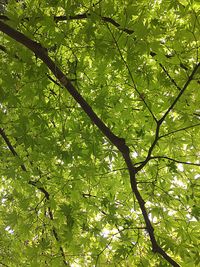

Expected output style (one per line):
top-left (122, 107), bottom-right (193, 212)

top-left (0, 1), bottom-right (199, 266)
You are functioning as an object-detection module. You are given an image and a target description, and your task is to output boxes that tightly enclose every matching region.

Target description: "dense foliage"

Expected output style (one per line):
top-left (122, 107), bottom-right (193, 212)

top-left (0, 0), bottom-right (200, 266)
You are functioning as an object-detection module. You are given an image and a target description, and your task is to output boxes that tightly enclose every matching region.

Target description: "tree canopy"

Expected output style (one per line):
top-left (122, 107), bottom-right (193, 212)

top-left (0, 0), bottom-right (200, 266)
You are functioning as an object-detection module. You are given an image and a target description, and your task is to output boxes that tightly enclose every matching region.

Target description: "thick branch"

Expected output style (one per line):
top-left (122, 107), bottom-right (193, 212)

top-left (123, 154), bottom-right (180, 267)
top-left (0, 20), bottom-right (129, 155)
top-left (0, 21), bottom-right (179, 266)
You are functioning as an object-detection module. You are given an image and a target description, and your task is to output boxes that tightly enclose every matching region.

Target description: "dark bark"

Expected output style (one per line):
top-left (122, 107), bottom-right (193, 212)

top-left (0, 20), bottom-right (180, 266)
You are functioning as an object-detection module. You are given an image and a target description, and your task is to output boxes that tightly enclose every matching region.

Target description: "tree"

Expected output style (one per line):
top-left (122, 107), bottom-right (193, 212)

top-left (0, 0), bottom-right (200, 266)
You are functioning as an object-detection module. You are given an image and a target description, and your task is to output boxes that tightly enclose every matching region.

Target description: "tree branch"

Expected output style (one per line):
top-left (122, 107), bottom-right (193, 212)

top-left (150, 51), bottom-right (182, 91)
top-left (136, 63), bottom-right (200, 171)
top-left (0, 20), bottom-right (129, 155)
top-left (159, 62), bottom-right (200, 124)
top-left (135, 121), bottom-right (161, 171)
top-left (0, 127), bottom-right (27, 171)
top-left (123, 154), bottom-right (180, 267)
top-left (159, 63), bottom-right (182, 91)
top-left (149, 155), bottom-right (200, 167)
top-left (0, 127), bottom-right (68, 266)
top-left (107, 25), bottom-right (158, 122)
top-left (0, 21), bottom-right (179, 266)
top-left (160, 122), bottom-right (200, 139)
top-left (0, 13), bottom-right (134, 35)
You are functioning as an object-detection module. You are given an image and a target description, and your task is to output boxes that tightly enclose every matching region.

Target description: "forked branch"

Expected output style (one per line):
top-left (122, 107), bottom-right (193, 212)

top-left (136, 62), bottom-right (199, 171)
top-left (0, 20), bottom-right (179, 266)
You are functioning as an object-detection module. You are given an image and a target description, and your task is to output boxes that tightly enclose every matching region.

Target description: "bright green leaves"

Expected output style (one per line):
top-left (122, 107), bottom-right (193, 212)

top-left (0, 0), bottom-right (200, 266)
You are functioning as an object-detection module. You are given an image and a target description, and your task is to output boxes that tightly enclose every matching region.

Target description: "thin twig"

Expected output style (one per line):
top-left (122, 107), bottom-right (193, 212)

top-left (149, 155), bottom-right (200, 167)
top-left (160, 122), bottom-right (200, 138)
top-left (150, 52), bottom-right (181, 91)
top-left (159, 63), bottom-right (182, 91)
top-left (107, 25), bottom-right (157, 122)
